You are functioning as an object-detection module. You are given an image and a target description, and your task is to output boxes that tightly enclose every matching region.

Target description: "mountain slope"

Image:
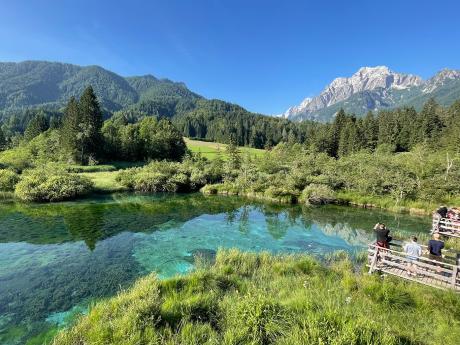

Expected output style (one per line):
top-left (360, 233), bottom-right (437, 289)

top-left (0, 61), bottom-right (201, 112)
top-left (284, 66), bottom-right (460, 122)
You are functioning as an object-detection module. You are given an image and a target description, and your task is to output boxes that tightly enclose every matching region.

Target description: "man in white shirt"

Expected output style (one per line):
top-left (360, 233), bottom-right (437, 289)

top-left (403, 236), bottom-right (422, 277)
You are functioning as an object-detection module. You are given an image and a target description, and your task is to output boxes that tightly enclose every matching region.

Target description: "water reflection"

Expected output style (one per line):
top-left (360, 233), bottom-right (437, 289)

top-left (0, 193), bottom-right (430, 344)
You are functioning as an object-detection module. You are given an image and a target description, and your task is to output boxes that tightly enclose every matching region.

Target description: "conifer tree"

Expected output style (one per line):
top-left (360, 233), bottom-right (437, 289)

top-left (377, 110), bottom-right (399, 150)
top-left (0, 127), bottom-right (6, 151)
top-left (24, 111), bottom-right (49, 141)
top-left (61, 96), bottom-right (80, 160)
top-left (418, 98), bottom-right (442, 144)
top-left (361, 111), bottom-right (378, 150)
top-left (226, 139), bottom-right (241, 170)
top-left (329, 108), bottom-right (347, 156)
top-left (442, 100), bottom-right (460, 152)
top-left (79, 86), bottom-right (103, 160)
top-left (338, 116), bottom-right (360, 157)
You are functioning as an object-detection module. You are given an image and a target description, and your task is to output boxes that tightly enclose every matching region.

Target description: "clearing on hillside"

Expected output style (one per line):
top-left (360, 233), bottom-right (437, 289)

top-left (184, 138), bottom-right (266, 160)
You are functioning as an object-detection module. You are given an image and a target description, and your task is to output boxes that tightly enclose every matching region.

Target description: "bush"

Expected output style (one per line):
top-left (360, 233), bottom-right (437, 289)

top-left (0, 169), bottom-right (20, 191)
top-left (300, 183), bottom-right (336, 205)
top-left (117, 159), bottom-right (221, 193)
top-left (15, 168), bottom-right (93, 202)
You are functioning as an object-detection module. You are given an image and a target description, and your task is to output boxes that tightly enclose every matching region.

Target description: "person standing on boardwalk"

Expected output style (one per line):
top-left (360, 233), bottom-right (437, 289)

top-left (373, 223), bottom-right (391, 248)
top-left (427, 232), bottom-right (444, 273)
top-left (404, 236), bottom-right (422, 277)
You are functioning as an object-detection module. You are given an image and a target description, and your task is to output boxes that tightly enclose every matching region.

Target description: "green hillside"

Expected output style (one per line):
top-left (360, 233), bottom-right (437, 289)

top-left (0, 61), bottom-right (200, 112)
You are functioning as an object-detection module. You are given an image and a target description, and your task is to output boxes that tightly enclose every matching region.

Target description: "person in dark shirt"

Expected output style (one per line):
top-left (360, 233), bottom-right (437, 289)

top-left (436, 206), bottom-right (448, 218)
top-left (373, 223), bottom-right (390, 249)
top-left (428, 232), bottom-right (444, 273)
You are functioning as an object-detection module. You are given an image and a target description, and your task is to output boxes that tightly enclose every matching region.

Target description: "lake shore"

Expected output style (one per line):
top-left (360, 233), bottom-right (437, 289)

top-left (51, 249), bottom-right (460, 345)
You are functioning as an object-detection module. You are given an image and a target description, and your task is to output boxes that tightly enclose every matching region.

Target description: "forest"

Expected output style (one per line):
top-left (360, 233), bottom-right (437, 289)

top-left (0, 85), bottom-right (459, 209)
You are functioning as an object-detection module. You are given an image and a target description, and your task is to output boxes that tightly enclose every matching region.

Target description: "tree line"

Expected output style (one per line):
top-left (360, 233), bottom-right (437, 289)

top-left (1, 87), bottom-right (460, 162)
top-left (0, 86), bottom-right (186, 165)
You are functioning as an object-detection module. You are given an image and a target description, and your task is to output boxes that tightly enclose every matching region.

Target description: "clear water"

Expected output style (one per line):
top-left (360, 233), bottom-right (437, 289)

top-left (0, 193), bottom-right (431, 344)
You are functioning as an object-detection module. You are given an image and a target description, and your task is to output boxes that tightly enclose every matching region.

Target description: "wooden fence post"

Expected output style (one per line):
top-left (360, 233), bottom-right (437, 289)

top-left (368, 246), bottom-right (378, 274)
top-left (452, 254), bottom-right (460, 289)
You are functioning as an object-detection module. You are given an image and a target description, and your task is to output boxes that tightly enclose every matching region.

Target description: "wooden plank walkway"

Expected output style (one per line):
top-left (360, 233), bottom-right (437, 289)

top-left (432, 217), bottom-right (460, 238)
top-left (367, 243), bottom-right (460, 291)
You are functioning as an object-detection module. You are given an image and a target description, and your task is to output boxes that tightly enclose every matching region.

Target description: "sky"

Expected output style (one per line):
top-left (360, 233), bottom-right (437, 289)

top-left (1, 0), bottom-right (460, 115)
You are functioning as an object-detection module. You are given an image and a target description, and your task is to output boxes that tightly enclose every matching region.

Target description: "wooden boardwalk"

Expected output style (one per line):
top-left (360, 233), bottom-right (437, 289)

top-left (432, 216), bottom-right (460, 238)
top-left (367, 242), bottom-right (460, 291)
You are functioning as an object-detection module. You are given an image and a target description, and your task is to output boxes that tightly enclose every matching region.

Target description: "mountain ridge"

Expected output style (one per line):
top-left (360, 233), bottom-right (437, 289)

top-left (283, 66), bottom-right (460, 122)
top-left (0, 60), bottom-right (201, 112)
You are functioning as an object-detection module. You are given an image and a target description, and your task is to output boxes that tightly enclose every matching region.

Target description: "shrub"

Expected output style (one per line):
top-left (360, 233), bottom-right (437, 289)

top-left (15, 168), bottom-right (93, 202)
top-left (0, 169), bottom-right (20, 191)
top-left (0, 145), bottom-right (33, 171)
top-left (300, 183), bottom-right (337, 205)
top-left (117, 159), bottom-right (221, 193)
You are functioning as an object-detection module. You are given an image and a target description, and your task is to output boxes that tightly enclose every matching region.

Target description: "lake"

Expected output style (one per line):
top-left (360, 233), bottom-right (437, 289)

top-left (0, 193), bottom-right (431, 344)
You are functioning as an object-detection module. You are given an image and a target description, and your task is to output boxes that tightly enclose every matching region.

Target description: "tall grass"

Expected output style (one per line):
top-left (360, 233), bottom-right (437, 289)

top-left (52, 249), bottom-right (460, 345)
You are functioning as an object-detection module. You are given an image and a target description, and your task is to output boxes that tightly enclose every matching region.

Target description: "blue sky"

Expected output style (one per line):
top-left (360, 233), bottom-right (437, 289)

top-left (1, 0), bottom-right (459, 114)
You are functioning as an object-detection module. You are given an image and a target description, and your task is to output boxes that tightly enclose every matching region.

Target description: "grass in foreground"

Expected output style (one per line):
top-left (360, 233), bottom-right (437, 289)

top-left (53, 249), bottom-right (460, 345)
top-left (185, 138), bottom-right (266, 160)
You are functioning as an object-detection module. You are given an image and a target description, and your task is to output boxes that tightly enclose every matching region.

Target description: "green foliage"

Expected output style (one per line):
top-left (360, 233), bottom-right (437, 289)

top-left (116, 157), bottom-right (217, 193)
top-left (300, 183), bottom-right (336, 205)
top-left (203, 141), bottom-right (460, 209)
top-left (61, 96), bottom-right (80, 159)
top-left (53, 250), bottom-right (460, 345)
top-left (0, 168), bottom-right (20, 191)
top-left (61, 87), bottom-right (104, 164)
top-left (23, 111), bottom-right (49, 141)
top-left (0, 127), bottom-right (6, 151)
top-left (0, 61), bottom-right (200, 114)
top-left (174, 99), bottom-right (302, 149)
top-left (0, 130), bottom-right (65, 171)
top-left (14, 167), bottom-right (93, 202)
top-left (103, 117), bottom-right (187, 161)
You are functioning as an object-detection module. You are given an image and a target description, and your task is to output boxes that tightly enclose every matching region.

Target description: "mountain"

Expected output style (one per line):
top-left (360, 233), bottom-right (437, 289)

top-left (283, 66), bottom-right (460, 122)
top-left (0, 61), bottom-right (201, 112)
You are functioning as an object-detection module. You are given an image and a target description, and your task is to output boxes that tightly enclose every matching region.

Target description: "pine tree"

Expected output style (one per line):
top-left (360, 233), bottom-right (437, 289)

top-left (79, 86), bottom-right (103, 161)
top-left (0, 127), bottom-right (6, 151)
top-left (361, 111), bottom-right (378, 150)
top-left (378, 110), bottom-right (399, 149)
top-left (442, 100), bottom-right (460, 152)
top-left (225, 139), bottom-right (241, 170)
top-left (329, 108), bottom-right (347, 157)
top-left (24, 111), bottom-right (49, 141)
top-left (61, 96), bottom-right (80, 160)
top-left (338, 116), bottom-right (360, 157)
top-left (418, 98), bottom-right (442, 144)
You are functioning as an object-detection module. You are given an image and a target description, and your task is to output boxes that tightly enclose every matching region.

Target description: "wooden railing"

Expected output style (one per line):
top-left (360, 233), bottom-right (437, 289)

top-left (432, 216), bottom-right (460, 238)
top-left (367, 242), bottom-right (460, 291)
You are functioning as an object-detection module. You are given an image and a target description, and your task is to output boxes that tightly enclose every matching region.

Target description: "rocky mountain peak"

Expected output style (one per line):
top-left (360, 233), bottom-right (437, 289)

top-left (283, 66), bottom-right (423, 119)
top-left (423, 68), bottom-right (460, 93)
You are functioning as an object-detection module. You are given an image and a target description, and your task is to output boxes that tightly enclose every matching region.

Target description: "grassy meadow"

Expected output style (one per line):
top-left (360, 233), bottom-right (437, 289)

top-left (52, 249), bottom-right (460, 345)
top-left (184, 138), bottom-right (266, 160)
top-left (73, 139), bottom-right (265, 193)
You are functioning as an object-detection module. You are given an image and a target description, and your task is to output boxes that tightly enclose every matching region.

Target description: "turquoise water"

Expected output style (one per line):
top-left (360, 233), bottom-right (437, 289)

top-left (0, 193), bottom-right (431, 344)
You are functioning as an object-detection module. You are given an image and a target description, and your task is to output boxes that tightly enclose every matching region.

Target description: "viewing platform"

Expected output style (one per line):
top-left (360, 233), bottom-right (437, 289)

top-left (367, 241), bottom-right (460, 291)
top-left (432, 217), bottom-right (460, 238)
